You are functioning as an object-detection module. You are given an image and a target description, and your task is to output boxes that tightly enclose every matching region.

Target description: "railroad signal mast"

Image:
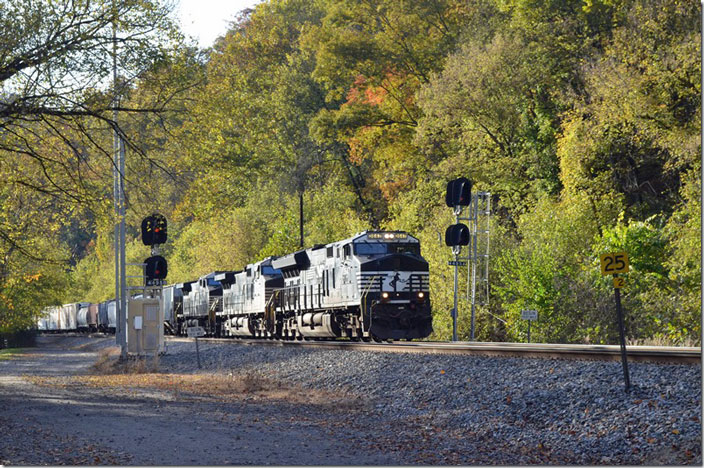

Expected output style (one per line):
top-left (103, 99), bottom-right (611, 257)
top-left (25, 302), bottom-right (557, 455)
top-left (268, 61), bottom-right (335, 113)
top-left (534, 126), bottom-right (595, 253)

top-left (123, 214), bottom-right (169, 356)
top-left (141, 213), bottom-right (168, 286)
top-left (445, 177), bottom-right (491, 342)
top-left (131, 213), bottom-right (169, 290)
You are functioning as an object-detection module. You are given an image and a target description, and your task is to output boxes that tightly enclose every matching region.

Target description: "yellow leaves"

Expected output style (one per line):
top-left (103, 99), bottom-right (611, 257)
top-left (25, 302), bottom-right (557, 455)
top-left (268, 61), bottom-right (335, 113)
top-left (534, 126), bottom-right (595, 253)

top-left (440, 369), bottom-right (445, 374)
top-left (24, 273), bottom-right (42, 283)
top-left (671, 429), bottom-right (680, 435)
top-left (0, 292), bottom-right (15, 311)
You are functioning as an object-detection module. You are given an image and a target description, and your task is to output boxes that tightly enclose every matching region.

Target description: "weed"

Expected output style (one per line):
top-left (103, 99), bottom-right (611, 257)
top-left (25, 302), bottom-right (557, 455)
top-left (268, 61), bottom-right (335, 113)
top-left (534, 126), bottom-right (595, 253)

top-left (627, 337), bottom-right (700, 347)
top-left (0, 348), bottom-right (28, 360)
top-left (91, 347), bottom-right (160, 375)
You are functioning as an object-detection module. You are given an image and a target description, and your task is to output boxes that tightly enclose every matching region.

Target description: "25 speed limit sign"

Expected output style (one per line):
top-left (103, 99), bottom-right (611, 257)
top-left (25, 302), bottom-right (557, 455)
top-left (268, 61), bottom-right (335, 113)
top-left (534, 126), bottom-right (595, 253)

top-left (600, 252), bottom-right (629, 276)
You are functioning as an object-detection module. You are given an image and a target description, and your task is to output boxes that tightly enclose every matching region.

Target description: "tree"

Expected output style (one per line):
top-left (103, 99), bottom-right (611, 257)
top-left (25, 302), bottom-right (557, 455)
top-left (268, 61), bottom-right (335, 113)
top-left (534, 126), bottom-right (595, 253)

top-left (307, 0), bottom-right (475, 221)
top-left (0, 0), bottom-right (182, 205)
top-left (0, 173), bottom-right (73, 333)
top-left (0, 0), bottom-right (188, 331)
top-left (417, 32), bottom-right (562, 216)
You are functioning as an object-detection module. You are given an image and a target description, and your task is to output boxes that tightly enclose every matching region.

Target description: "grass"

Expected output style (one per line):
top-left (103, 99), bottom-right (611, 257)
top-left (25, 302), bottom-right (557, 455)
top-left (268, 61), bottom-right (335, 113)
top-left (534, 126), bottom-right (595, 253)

top-left (627, 337), bottom-right (701, 347)
top-left (0, 348), bottom-right (26, 360)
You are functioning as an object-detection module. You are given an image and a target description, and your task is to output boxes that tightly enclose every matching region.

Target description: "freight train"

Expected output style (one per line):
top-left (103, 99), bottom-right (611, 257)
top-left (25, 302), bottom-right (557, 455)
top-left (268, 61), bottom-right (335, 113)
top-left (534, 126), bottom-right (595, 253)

top-left (38, 230), bottom-right (433, 341)
top-left (38, 301), bottom-right (116, 333)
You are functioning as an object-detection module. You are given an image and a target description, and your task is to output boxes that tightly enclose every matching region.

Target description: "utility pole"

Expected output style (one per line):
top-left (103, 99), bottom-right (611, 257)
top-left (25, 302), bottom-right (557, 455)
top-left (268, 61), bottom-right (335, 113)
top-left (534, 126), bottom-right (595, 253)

top-left (299, 190), bottom-right (304, 248)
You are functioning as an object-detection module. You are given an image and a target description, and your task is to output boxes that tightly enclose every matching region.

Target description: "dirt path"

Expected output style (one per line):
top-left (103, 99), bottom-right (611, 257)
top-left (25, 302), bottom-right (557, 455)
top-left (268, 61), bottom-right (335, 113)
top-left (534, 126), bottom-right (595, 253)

top-left (0, 337), bottom-right (409, 466)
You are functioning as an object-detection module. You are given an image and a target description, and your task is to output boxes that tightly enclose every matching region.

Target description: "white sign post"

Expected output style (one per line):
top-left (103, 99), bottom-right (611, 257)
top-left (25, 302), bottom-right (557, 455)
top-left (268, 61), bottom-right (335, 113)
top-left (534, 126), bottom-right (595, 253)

top-left (187, 326), bottom-right (205, 368)
top-left (521, 310), bottom-right (538, 343)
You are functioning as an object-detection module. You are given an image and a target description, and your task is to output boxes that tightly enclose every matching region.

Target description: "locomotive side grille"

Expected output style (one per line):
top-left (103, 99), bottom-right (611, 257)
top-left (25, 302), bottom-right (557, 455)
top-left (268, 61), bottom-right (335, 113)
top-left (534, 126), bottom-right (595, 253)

top-left (357, 273), bottom-right (385, 292)
top-left (407, 273), bottom-right (430, 291)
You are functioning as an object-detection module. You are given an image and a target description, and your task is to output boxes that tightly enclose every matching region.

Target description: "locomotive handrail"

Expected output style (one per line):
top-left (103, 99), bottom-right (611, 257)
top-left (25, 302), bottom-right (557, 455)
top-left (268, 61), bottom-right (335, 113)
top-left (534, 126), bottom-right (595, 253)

top-left (276, 283), bottom-right (308, 313)
top-left (360, 275), bottom-right (379, 335)
top-left (264, 290), bottom-right (279, 333)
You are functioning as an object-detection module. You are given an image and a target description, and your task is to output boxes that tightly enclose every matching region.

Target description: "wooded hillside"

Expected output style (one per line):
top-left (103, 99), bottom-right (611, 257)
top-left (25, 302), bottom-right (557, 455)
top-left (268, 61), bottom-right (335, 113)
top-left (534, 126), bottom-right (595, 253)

top-left (1, 0), bottom-right (700, 344)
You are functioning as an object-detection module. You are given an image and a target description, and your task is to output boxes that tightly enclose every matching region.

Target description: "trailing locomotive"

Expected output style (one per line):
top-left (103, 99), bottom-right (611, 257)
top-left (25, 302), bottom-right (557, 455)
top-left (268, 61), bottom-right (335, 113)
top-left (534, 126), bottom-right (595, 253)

top-left (178, 272), bottom-right (226, 335)
top-left (216, 257), bottom-right (283, 338)
top-left (173, 231), bottom-right (432, 341)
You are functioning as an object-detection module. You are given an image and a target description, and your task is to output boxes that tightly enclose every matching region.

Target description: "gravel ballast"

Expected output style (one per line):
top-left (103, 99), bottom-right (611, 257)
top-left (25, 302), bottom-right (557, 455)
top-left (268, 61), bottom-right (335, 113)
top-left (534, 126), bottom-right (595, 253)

top-left (159, 338), bottom-right (702, 465)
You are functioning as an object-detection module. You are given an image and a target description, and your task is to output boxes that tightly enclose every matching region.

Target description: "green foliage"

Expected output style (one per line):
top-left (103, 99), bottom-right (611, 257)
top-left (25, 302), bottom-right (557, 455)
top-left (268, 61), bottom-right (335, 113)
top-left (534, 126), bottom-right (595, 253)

top-left (493, 195), bottom-right (597, 343)
top-left (6, 0), bottom-right (699, 346)
top-left (416, 32), bottom-right (562, 217)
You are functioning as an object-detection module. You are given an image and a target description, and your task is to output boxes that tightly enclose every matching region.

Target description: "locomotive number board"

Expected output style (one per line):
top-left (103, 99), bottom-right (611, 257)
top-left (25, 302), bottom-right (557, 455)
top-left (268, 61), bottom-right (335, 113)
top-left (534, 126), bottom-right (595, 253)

top-left (368, 232), bottom-right (408, 240)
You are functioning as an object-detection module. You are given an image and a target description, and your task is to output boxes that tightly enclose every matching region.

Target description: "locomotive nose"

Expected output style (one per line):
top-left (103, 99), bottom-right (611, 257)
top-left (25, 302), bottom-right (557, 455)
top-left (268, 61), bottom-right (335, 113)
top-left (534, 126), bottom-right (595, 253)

top-left (360, 253), bottom-right (428, 272)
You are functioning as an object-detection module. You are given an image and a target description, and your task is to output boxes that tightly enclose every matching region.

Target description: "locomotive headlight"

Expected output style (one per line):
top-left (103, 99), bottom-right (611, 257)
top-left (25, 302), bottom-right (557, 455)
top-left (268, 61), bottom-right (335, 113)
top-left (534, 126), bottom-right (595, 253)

top-left (417, 292), bottom-right (424, 298)
top-left (381, 292), bottom-right (390, 299)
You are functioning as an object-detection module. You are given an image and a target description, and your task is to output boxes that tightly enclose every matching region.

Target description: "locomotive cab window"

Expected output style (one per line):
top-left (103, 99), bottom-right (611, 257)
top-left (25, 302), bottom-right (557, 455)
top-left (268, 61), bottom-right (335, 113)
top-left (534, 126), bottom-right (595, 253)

top-left (260, 265), bottom-right (281, 276)
top-left (353, 242), bottom-right (420, 256)
top-left (354, 242), bottom-right (387, 255)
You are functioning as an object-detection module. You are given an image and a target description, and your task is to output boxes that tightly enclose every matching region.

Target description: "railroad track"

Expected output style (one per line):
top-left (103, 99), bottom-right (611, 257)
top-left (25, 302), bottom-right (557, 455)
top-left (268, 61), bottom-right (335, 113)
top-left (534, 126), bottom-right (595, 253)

top-left (166, 336), bottom-right (701, 364)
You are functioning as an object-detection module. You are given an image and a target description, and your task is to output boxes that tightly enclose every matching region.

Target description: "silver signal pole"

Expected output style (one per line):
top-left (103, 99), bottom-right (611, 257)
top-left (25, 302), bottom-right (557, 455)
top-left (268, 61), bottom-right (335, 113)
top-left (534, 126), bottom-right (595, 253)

top-left (452, 207), bottom-right (461, 342)
top-left (113, 5), bottom-right (127, 359)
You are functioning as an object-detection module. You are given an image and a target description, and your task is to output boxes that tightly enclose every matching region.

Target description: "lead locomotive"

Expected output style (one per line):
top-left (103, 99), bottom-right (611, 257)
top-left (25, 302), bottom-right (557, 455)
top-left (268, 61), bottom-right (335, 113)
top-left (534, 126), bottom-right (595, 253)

top-left (173, 231), bottom-right (432, 341)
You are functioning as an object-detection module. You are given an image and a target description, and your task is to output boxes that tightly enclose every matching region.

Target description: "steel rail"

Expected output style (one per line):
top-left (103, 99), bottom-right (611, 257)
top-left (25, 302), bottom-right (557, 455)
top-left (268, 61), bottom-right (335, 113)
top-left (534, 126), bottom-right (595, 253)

top-left (165, 336), bottom-right (701, 364)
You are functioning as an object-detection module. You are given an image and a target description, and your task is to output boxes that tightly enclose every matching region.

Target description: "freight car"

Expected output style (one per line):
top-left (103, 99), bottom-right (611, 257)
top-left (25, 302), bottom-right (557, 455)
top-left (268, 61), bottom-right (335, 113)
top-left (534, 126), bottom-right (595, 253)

top-left (162, 284), bottom-right (183, 335)
top-left (38, 302), bottom-right (87, 333)
top-left (97, 300), bottom-right (117, 333)
top-left (39, 300), bottom-right (115, 333)
top-left (77, 303), bottom-right (99, 332)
